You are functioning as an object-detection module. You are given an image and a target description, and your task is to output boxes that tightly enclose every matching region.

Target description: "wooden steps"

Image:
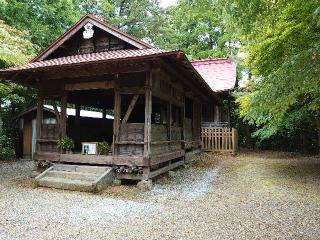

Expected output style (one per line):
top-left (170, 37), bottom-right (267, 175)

top-left (36, 164), bottom-right (115, 192)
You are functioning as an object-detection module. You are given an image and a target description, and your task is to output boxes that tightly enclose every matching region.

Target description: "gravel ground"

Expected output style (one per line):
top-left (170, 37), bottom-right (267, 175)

top-left (0, 151), bottom-right (320, 240)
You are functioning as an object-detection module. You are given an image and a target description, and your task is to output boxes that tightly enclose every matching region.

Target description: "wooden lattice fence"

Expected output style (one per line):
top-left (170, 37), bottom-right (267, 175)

top-left (201, 127), bottom-right (238, 154)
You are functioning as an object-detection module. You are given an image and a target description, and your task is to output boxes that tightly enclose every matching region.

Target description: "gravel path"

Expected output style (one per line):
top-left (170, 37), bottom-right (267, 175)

top-left (0, 151), bottom-right (320, 239)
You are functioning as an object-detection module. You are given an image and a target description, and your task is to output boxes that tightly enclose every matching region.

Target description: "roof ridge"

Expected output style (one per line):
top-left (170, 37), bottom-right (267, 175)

top-left (35, 48), bottom-right (163, 63)
top-left (0, 49), bottom-right (179, 72)
top-left (191, 57), bottom-right (230, 63)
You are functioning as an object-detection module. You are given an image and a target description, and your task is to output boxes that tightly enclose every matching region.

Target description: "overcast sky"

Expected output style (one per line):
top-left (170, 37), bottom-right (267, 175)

top-left (159, 0), bottom-right (177, 8)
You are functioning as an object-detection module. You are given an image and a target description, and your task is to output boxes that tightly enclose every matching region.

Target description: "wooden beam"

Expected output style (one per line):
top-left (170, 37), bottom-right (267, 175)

top-left (160, 59), bottom-right (210, 102)
top-left (112, 91), bottom-right (121, 155)
top-left (182, 96), bottom-right (186, 142)
top-left (36, 92), bottom-right (44, 151)
top-left (60, 92), bottom-right (67, 138)
top-left (65, 81), bottom-right (114, 91)
top-left (168, 102), bottom-right (172, 141)
top-left (75, 104), bottom-right (81, 147)
top-left (121, 94), bottom-right (139, 126)
top-left (152, 89), bottom-right (184, 107)
top-left (144, 71), bottom-right (152, 161)
top-left (149, 158), bottom-right (185, 179)
top-left (150, 150), bottom-right (185, 166)
top-left (118, 87), bottom-right (145, 95)
top-left (34, 62), bottom-right (150, 81)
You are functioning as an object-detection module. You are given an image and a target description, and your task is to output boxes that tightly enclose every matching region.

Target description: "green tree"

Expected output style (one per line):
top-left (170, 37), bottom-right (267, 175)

top-left (223, 1), bottom-right (320, 150)
top-left (78, 0), bottom-right (167, 45)
top-left (0, 19), bottom-right (35, 116)
top-left (0, 0), bottom-right (82, 48)
top-left (0, 20), bottom-right (34, 67)
top-left (159, 0), bottom-right (237, 59)
top-left (0, 20), bottom-right (36, 158)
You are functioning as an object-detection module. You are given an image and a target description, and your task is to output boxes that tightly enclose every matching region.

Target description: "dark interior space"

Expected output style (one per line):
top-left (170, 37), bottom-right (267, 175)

top-left (120, 94), bottom-right (145, 123)
top-left (151, 96), bottom-right (167, 125)
top-left (185, 97), bottom-right (193, 119)
top-left (66, 89), bottom-right (115, 152)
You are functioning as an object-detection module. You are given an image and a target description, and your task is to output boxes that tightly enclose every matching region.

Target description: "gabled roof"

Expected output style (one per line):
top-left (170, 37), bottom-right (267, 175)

top-left (0, 14), bottom-right (225, 101)
top-left (31, 14), bottom-right (153, 62)
top-left (191, 58), bottom-right (237, 92)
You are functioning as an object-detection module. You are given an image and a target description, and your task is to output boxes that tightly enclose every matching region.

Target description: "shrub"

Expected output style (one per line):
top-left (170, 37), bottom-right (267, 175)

top-left (0, 135), bottom-right (15, 160)
top-left (98, 141), bottom-right (110, 155)
top-left (57, 137), bottom-right (74, 152)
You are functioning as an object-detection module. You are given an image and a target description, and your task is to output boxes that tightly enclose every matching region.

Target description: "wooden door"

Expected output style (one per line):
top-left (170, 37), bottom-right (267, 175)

top-left (23, 120), bottom-right (32, 157)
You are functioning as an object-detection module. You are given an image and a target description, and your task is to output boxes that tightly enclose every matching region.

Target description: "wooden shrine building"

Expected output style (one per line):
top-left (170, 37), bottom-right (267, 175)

top-left (0, 15), bottom-right (227, 180)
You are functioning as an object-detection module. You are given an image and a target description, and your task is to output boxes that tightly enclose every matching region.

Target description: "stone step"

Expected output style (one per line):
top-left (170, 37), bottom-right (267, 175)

top-left (46, 170), bottom-right (101, 182)
top-left (53, 164), bottom-right (109, 174)
top-left (38, 176), bottom-right (95, 192)
top-left (36, 164), bottom-right (115, 192)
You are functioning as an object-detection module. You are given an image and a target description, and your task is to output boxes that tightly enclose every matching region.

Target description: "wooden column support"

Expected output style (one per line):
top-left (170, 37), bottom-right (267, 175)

top-left (168, 102), bottom-right (172, 141)
top-left (182, 96), bottom-right (186, 143)
top-left (113, 91), bottom-right (121, 155)
top-left (60, 92), bottom-right (67, 138)
top-left (36, 92), bottom-right (43, 151)
top-left (144, 71), bottom-right (152, 160)
top-left (75, 104), bottom-right (81, 147)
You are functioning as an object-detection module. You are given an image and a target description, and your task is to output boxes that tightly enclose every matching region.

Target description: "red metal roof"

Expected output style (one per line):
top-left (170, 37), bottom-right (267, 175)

top-left (1, 48), bottom-right (169, 72)
top-left (191, 58), bottom-right (236, 92)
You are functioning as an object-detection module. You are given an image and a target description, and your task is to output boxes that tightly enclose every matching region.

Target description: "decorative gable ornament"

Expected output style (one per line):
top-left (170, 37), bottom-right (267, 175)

top-left (83, 23), bottom-right (94, 39)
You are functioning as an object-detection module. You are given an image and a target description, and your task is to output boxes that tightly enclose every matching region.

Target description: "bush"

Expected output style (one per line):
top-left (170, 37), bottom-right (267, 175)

top-left (57, 137), bottom-right (74, 152)
top-left (0, 135), bottom-right (16, 160)
top-left (98, 141), bottom-right (110, 155)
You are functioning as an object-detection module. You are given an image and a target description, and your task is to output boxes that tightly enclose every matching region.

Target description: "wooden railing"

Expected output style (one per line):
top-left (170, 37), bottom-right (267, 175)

top-left (201, 127), bottom-right (238, 154)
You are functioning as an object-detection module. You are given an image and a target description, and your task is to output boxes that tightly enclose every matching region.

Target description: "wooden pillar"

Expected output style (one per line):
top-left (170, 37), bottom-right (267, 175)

top-left (227, 97), bottom-right (231, 127)
top-left (144, 71), bottom-right (152, 160)
top-left (113, 91), bottom-right (121, 155)
top-left (60, 92), bottom-right (67, 138)
top-left (75, 104), bottom-right (81, 118)
top-left (167, 102), bottom-right (172, 141)
top-left (210, 104), bottom-right (214, 122)
top-left (192, 100), bottom-right (195, 140)
top-left (232, 128), bottom-right (238, 155)
top-left (182, 96), bottom-right (185, 143)
top-left (36, 92), bottom-right (43, 151)
top-left (200, 102), bottom-right (203, 130)
top-left (75, 104), bottom-right (81, 148)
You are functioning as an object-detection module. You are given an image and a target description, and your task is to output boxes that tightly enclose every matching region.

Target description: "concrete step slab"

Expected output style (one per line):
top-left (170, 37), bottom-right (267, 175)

top-left (36, 164), bottom-right (115, 192)
top-left (38, 177), bottom-right (95, 192)
top-left (46, 171), bottom-right (101, 182)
